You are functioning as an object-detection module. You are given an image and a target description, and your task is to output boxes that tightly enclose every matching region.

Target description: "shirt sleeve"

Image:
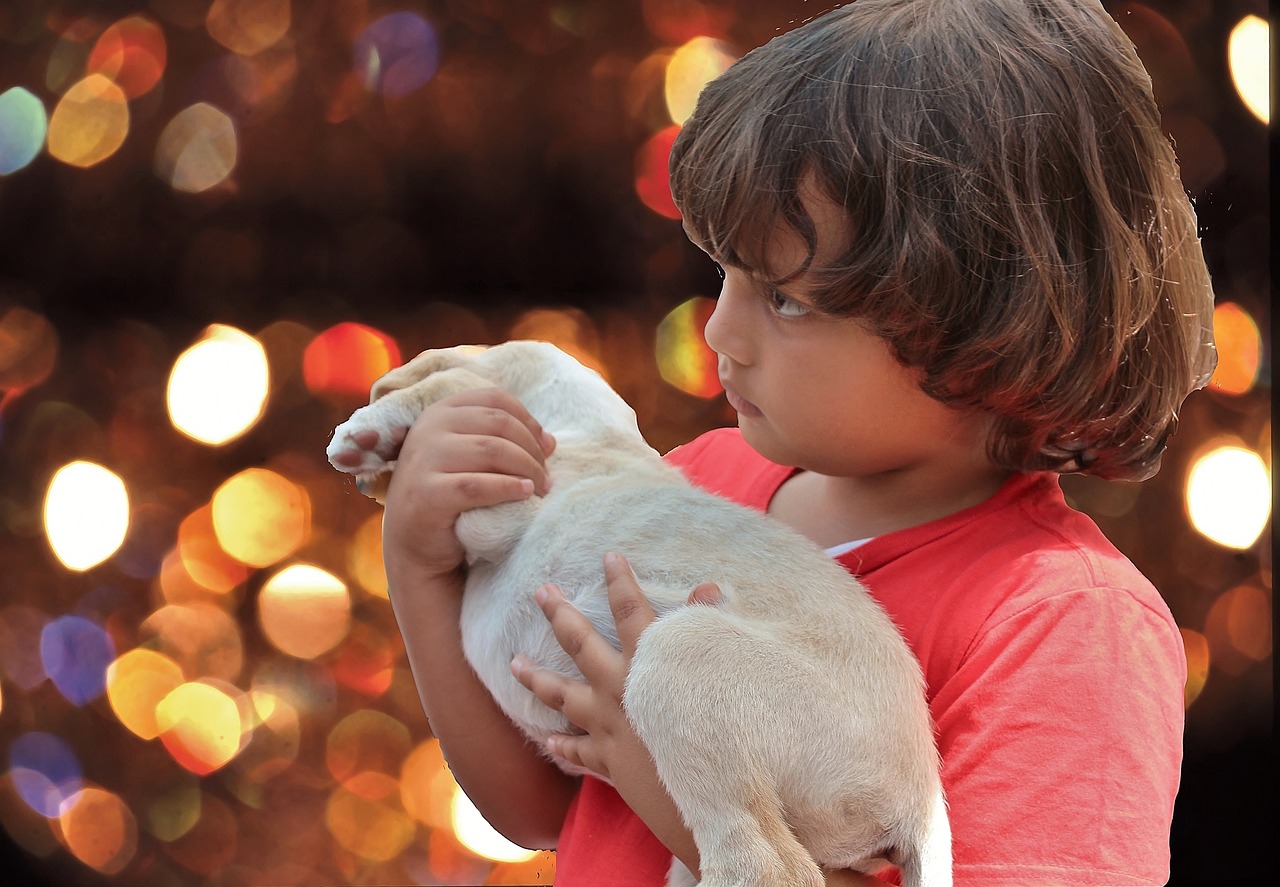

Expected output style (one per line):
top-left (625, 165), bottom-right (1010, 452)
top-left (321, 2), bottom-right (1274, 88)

top-left (932, 587), bottom-right (1186, 886)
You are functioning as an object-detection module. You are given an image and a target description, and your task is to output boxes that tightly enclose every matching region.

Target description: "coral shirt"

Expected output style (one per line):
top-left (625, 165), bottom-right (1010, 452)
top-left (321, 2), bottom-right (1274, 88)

top-left (553, 429), bottom-right (1185, 886)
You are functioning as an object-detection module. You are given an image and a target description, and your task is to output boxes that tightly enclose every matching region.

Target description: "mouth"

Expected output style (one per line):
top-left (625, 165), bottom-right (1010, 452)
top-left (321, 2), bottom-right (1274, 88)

top-left (721, 381), bottom-right (762, 418)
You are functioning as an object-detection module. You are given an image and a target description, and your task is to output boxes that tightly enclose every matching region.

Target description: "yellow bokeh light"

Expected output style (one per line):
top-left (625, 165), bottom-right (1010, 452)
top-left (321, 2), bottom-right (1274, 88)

top-left (664, 36), bottom-right (735, 125)
top-left (450, 786), bottom-right (537, 863)
top-left (58, 786), bottom-right (138, 875)
top-left (656, 297), bottom-right (722, 398)
top-left (1208, 302), bottom-right (1262, 395)
top-left (400, 739), bottom-right (455, 830)
top-left (155, 680), bottom-right (248, 775)
top-left (139, 602), bottom-right (244, 684)
top-left (348, 513), bottom-right (388, 599)
top-left (167, 324), bottom-right (269, 445)
top-left (44, 461), bottom-right (130, 571)
top-left (47, 74), bottom-right (130, 168)
top-left (258, 564), bottom-right (351, 659)
top-left (1185, 445), bottom-right (1271, 549)
top-left (155, 102), bottom-right (239, 193)
top-left (211, 468), bottom-right (310, 567)
top-left (177, 503), bottom-right (253, 594)
top-left (207, 0), bottom-right (292, 56)
top-left (1180, 627), bottom-right (1210, 708)
top-left (1228, 15), bottom-right (1269, 124)
top-left (325, 775), bottom-right (416, 862)
top-left (325, 709), bottom-right (410, 787)
top-left (106, 648), bottom-right (185, 740)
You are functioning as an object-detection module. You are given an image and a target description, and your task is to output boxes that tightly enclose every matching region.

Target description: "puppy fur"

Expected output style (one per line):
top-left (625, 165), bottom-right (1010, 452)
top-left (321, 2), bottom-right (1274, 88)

top-left (328, 341), bottom-right (951, 887)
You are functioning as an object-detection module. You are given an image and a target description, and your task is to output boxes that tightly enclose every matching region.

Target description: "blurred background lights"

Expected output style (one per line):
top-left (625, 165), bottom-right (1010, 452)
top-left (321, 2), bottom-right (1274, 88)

top-left (87, 15), bottom-right (168, 100)
top-left (0, 306), bottom-right (58, 399)
top-left (1185, 445), bottom-right (1271, 549)
top-left (258, 564), bottom-right (351, 660)
top-left (303, 322), bottom-right (401, 399)
top-left (9, 731), bottom-right (82, 819)
top-left (664, 36), bottom-right (735, 124)
top-left (0, 87), bottom-right (47, 175)
top-left (206, 0), bottom-right (292, 57)
top-left (1208, 302), bottom-right (1262, 394)
top-left (155, 103), bottom-right (239, 193)
top-left (656, 296), bottom-right (722, 397)
top-left (40, 615), bottom-right (116, 706)
top-left (167, 324), bottom-right (269, 445)
top-left (106, 648), bottom-right (185, 740)
top-left (43, 461), bottom-right (131, 571)
top-left (450, 787), bottom-right (538, 863)
top-left (155, 680), bottom-right (248, 775)
top-left (635, 124), bottom-right (683, 220)
top-left (1228, 15), bottom-right (1269, 124)
top-left (355, 12), bottom-right (440, 99)
top-left (211, 468), bottom-right (311, 567)
top-left (325, 776), bottom-right (416, 862)
top-left (58, 786), bottom-right (138, 875)
top-left (47, 74), bottom-right (130, 168)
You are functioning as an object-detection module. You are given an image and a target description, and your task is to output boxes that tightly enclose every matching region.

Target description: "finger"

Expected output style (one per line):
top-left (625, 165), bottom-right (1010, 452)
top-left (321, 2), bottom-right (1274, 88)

top-left (509, 654), bottom-right (581, 717)
top-left (688, 581), bottom-right (724, 607)
top-left (447, 388), bottom-right (556, 459)
top-left (433, 430), bottom-right (553, 495)
top-left (534, 585), bottom-right (624, 682)
top-left (545, 733), bottom-right (590, 773)
top-left (603, 553), bottom-right (657, 661)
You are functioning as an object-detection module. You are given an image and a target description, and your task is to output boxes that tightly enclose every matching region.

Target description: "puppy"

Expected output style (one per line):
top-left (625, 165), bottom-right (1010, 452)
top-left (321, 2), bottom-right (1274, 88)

top-left (327, 340), bottom-right (951, 887)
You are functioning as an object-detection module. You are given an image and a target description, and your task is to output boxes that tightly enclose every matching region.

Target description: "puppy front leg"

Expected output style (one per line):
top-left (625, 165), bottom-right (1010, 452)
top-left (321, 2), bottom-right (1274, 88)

top-left (327, 367), bottom-right (497, 503)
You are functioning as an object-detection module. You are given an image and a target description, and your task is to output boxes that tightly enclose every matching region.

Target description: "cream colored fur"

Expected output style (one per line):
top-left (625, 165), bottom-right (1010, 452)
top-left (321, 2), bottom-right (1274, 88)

top-left (327, 340), bottom-right (951, 887)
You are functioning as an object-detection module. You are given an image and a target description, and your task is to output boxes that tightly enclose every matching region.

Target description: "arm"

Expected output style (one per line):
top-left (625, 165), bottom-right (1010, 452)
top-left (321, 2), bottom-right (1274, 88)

top-left (512, 555), bottom-right (891, 885)
top-left (381, 388), bottom-right (579, 849)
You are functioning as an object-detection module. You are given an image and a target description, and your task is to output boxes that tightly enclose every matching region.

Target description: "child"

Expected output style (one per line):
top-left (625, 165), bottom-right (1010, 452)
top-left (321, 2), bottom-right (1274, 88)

top-left (379, 0), bottom-right (1216, 884)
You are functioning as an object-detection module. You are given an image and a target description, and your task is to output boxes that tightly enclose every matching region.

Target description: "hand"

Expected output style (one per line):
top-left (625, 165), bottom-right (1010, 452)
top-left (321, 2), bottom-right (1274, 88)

top-left (382, 388), bottom-right (556, 583)
top-left (510, 553), bottom-right (721, 779)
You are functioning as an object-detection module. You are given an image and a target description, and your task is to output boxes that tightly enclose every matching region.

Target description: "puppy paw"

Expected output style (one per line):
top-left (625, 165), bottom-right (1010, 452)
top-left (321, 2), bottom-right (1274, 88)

top-left (327, 405), bottom-right (409, 481)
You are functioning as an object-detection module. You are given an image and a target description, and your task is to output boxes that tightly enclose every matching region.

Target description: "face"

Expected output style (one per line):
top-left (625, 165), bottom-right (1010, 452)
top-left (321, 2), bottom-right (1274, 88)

top-left (695, 191), bottom-right (995, 480)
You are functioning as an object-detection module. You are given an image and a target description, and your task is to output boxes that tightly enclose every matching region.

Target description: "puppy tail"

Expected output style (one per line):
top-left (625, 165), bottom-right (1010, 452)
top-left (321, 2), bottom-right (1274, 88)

top-left (899, 787), bottom-right (952, 887)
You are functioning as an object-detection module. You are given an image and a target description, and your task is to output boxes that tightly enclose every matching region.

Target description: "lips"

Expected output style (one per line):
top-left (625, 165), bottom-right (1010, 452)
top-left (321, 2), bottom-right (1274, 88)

top-left (721, 381), bottom-right (762, 417)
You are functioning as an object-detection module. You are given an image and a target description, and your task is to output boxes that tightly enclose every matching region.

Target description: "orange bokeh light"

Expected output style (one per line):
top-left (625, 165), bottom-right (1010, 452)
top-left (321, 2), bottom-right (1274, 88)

top-left (303, 323), bottom-right (401, 399)
top-left (635, 124), bottom-right (682, 220)
top-left (87, 15), bottom-right (167, 99)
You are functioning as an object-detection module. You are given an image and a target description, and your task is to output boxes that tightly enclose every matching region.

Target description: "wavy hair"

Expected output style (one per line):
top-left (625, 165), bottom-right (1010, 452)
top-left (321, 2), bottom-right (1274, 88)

top-left (670, 0), bottom-right (1216, 480)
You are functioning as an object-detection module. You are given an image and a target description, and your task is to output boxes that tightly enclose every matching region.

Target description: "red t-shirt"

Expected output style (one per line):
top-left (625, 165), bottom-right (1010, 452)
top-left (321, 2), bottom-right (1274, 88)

top-left (554, 429), bottom-right (1185, 886)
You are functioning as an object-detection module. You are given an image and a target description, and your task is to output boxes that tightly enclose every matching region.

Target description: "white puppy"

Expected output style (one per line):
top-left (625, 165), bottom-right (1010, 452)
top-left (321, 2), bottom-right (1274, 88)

top-left (327, 340), bottom-right (951, 887)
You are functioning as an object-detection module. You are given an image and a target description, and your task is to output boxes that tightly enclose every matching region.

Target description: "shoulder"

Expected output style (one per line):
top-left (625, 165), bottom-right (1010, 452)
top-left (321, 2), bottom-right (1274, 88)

top-left (662, 428), bottom-right (790, 508)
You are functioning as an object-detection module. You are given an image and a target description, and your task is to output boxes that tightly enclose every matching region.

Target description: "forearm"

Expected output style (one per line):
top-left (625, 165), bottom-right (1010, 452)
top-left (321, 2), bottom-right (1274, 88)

top-left (387, 562), bottom-right (578, 849)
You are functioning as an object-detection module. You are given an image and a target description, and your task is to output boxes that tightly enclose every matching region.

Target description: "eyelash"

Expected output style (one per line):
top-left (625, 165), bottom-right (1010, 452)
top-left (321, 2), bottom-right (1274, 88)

top-left (711, 262), bottom-right (810, 319)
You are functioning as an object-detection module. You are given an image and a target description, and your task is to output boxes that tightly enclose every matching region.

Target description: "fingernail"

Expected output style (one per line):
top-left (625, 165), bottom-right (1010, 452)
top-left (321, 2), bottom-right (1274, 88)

top-left (519, 478), bottom-right (535, 496)
top-left (605, 552), bottom-right (626, 571)
top-left (534, 586), bottom-right (550, 606)
top-left (510, 655), bottom-right (528, 676)
top-left (542, 430), bottom-right (556, 454)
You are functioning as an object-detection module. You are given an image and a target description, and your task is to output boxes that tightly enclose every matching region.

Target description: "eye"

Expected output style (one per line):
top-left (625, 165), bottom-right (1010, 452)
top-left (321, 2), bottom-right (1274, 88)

top-left (769, 289), bottom-right (811, 318)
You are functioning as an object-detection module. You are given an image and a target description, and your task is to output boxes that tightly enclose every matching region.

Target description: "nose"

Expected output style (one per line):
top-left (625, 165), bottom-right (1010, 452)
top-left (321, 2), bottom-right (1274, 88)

top-left (703, 275), bottom-right (754, 367)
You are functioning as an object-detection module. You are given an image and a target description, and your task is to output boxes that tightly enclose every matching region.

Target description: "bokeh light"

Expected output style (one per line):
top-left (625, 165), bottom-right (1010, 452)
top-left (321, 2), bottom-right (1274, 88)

top-left (0, 306), bottom-right (58, 399)
top-left (86, 15), bottom-right (168, 100)
top-left (58, 786), bottom-right (138, 875)
top-left (206, 0), bottom-right (292, 57)
top-left (1204, 584), bottom-right (1273, 673)
top-left (303, 323), bottom-right (401, 400)
top-left (166, 324), bottom-right (269, 445)
top-left (1228, 15), bottom-right (1269, 124)
top-left (656, 296), bottom-right (721, 397)
top-left (258, 564), bottom-right (351, 659)
top-left (155, 680), bottom-right (249, 775)
top-left (450, 786), bottom-right (538, 863)
top-left (1208, 302), bottom-right (1262, 396)
top-left (1180, 628), bottom-right (1210, 708)
top-left (175, 503), bottom-right (254, 595)
top-left (47, 74), bottom-right (130, 168)
top-left (40, 615), bottom-right (116, 705)
top-left (664, 36), bottom-right (735, 124)
top-left (0, 87), bottom-right (48, 175)
top-left (635, 124), bottom-right (682, 220)
top-left (1185, 445), bottom-right (1271, 549)
top-left (8, 732), bottom-right (82, 818)
top-left (354, 12), bottom-right (440, 99)
top-left (0, 606), bottom-right (51, 690)
top-left (347, 513), bottom-right (389, 599)
top-left (106, 648), bottom-right (186, 740)
top-left (211, 468), bottom-right (310, 567)
top-left (155, 103), bottom-right (239, 193)
top-left (43, 461), bottom-right (131, 571)
top-left (140, 602), bottom-right (245, 684)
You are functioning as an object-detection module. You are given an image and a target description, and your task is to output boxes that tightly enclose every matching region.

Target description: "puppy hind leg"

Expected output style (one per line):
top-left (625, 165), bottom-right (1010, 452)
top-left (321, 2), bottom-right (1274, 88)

top-left (681, 790), bottom-right (823, 887)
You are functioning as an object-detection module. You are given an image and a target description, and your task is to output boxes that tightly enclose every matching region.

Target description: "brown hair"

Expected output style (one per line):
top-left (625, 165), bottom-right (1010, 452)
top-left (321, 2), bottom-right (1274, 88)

top-left (670, 0), bottom-right (1216, 480)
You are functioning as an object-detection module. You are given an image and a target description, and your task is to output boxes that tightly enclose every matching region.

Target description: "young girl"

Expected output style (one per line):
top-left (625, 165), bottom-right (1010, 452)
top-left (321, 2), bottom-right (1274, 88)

top-left (379, 0), bottom-right (1216, 883)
